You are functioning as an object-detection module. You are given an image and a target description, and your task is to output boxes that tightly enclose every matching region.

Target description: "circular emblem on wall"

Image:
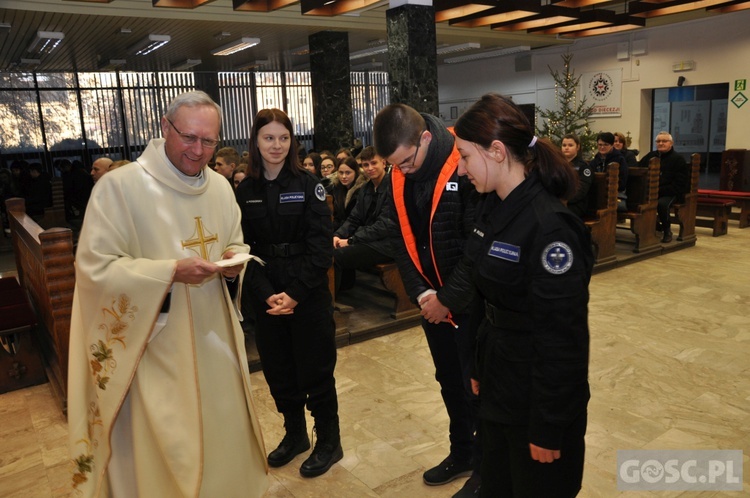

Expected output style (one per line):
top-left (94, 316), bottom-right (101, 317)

top-left (589, 72), bottom-right (613, 101)
top-left (541, 241), bottom-right (574, 275)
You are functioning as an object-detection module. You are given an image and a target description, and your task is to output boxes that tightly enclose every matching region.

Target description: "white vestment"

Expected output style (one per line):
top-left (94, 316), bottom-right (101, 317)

top-left (68, 138), bottom-right (268, 497)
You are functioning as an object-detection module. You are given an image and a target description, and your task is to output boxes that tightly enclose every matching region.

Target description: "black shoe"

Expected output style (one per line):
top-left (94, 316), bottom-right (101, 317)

top-left (453, 472), bottom-right (481, 497)
top-left (661, 232), bottom-right (673, 243)
top-left (423, 455), bottom-right (473, 486)
top-left (267, 432), bottom-right (311, 468)
top-left (299, 442), bottom-right (343, 477)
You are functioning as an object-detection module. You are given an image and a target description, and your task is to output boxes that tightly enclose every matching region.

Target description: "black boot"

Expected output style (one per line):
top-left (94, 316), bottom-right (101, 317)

top-left (299, 416), bottom-right (343, 478)
top-left (267, 412), bottom-right (310, 468)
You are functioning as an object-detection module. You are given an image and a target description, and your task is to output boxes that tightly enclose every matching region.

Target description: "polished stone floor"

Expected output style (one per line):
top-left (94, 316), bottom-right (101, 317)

top-left (1, 222), bottom-right (748, 497)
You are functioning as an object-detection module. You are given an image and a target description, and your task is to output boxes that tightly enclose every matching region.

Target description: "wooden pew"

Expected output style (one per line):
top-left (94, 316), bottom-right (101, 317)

top-left (583, 162), bottom-right (618, 266)
top-left (671, 153), bottom-right (700, 243)
top-left (697, 189), bottom-right (750, 229)
top-left (372, 262), bottom-right (419, 320)
top-left (38, 177), bottom-right (67, 229)
top-left (6, 197), bottom-right (75, 414)
top-left (619, 158), bottom-right (661, 253)
top-left (695, 197), bottom-right (734, 236)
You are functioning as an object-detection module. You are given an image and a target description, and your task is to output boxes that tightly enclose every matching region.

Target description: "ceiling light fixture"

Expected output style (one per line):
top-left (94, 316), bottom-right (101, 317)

top-left (433, 0), bottom-right (496, 22)
top-left (129, 34), bottom-right (171, 56)
top-left (437, 42), bottom-right (481, 55)
top-left (349, 44), bottom-right (388, 60)
top-left (232, 0), bottom-right (298, 12)
top-left (450, 1), bottom-right (541, 28)
top-left (630, 0), bottom-right (730, 17)
top-left (300, 0), bottom-right (382, 15)
top-left (444, 45), bottom-right (531, 64)
top-left (1, 23), bottom-right (11, 32)
top-left (27, 31), bottom-right (65, 55)
top-left (19, 58), bottom-right (42, 67)
top-left (707, 0), bottom-right (750, 12)
top-left (211, 37), bottom-right (261, 56)
top-left (560, 14), bottom-right (646, 37)
top-left (171, 58), bottom-right (202, 70)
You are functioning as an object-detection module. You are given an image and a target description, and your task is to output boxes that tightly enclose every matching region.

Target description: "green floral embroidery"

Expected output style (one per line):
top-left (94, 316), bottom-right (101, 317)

top-left (71, 403), bottom-right (102, 492)
top-left (89, 294), bottom-right (138, 390)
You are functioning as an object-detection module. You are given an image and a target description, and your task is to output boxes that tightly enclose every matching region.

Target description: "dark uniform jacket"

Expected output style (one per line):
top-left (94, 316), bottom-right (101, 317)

top-left (236, 168), bottom-right (332, 305)
top-left (463, 173), bottom-right (593, 450)
top-left (566, 157), bottom-right (593, 219)
top-left (334, 173), bottom-right (394, 257)
top-left (638, 147), bottom-right (689, 202)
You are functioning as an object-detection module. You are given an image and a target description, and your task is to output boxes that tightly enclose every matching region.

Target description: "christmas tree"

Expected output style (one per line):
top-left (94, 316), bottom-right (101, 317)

top-left (536, 53), bottom-right (596, 158)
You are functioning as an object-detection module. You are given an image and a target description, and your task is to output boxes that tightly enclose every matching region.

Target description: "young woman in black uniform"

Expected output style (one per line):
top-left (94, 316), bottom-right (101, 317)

top-left (235, 108), bottom-right (342, 478)
top-left (453, 94), bottom-right (594, 497)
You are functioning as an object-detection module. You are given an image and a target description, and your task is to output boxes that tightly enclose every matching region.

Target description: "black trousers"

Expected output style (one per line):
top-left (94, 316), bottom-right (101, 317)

top-left (479, 412), bottom-right (586, 498)
top-left (657, 195), bottom-right (676, 234)
top-left (333, 243), bottom-right (392, 293)
top-left (423, 313), bottom-right (481, 468)
top-left (252, 285), bottom-right (339, 422)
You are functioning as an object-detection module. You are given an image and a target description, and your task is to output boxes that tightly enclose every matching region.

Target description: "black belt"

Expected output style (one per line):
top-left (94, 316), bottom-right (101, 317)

top-left (253, 242), bottom-right (306, 258)
top-left (484, 300), bottom-right (532, 330)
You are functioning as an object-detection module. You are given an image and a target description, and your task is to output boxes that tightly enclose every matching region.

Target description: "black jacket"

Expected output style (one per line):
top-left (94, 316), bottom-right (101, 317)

top-left (236, 168), bottom-right (332, 304)
top-left (589, 149), bottom-right (628, 194)
top-left (638, 148), bottom-right (689, 202)
top-left (465, 173), bottom-right (593, 450)
top-left (566, 157), bottom-right (593, 219)
top-left (334, 173), bottom-right (394, 257)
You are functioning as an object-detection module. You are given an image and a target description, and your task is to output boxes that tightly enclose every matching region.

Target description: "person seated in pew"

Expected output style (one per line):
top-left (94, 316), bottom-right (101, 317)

top-left (561, 133), bottom-right (593, 219)
top-left (24, 162), bottom-right (53, 219)
top-left (613, 132), bottom-right (638, 168)
top-left (332, 146), bottom-right (394, 293)
top-left (589, 132), bottom-right (627, 211)
top-left (330, 156), bottom-right (367, 232)
top-left (638, 131), bottom-right (689, 243)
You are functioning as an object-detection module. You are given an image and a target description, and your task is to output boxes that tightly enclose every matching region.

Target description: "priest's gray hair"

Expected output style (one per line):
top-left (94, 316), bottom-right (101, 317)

top-left (165, 90), bottom-right (223, 123)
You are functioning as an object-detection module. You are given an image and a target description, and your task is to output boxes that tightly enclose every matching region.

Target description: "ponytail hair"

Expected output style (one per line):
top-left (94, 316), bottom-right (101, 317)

top-left (454, 93), bottom-right (578, 200)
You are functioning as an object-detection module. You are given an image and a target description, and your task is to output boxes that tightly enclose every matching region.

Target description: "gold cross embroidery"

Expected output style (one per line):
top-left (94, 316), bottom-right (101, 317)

top-left (181, 217), bottom-right (218, 260)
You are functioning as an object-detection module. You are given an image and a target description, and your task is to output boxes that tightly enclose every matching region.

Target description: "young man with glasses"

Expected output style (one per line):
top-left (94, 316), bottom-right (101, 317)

top-left (68, 91), bottom-right (268, 497)
top-left (374, 104), bottom-right (481, 498)
top-left (638, 131), bottom-right (689, 243)
top-left (589, 132), bottom-right (628, 210)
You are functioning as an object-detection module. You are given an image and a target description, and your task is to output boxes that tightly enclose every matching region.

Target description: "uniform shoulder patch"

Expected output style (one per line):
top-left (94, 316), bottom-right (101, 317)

top-left (315, 183), bottom-right (326, 202)
top-left (583, 168), bottom-right (592, 177)
top-left (541, 241), bottom-right (574, 275)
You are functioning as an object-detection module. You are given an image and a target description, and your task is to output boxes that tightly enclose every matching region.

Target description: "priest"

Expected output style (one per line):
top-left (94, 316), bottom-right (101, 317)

top-left (67, 91), bottom-right (268, 497)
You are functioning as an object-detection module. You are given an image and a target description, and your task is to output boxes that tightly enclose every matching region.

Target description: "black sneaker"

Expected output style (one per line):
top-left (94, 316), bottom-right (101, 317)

top-left (661, 232), bottom-right (673, 243)
top-left (423, 455), bottom-right (473, 486)
top-left (452, 472), bottom-right (481, 497)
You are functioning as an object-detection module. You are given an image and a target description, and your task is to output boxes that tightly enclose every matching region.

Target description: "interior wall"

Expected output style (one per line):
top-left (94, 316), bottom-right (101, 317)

top-left (437, 9), bottom-right (750, 154)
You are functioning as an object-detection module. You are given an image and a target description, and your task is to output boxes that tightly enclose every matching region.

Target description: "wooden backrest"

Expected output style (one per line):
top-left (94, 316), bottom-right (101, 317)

top-left (625, 157), bottom-right (660, 212)
top-left (687, 153), bottom-right (700, 197)
top-left (6, 197), bottom-right (75, 402)
top-left (585, 162), bottom-right (619, 219)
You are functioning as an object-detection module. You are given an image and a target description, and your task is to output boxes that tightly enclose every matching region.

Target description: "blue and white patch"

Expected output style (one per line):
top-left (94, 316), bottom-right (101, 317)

top-left (446, 181), bottom-right (458, 191)
top-left (315, 183), bottom-right (326, 202)
top-left (541, 242), bottom-right (574, 275)
top-left (488, 241), bottom-right (521, 263)
top-left (280, 192), bottom-right (305, 204)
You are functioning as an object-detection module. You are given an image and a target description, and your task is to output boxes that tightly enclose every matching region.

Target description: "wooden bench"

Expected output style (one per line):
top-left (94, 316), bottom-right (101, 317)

top-left (695, 197), bottom-right (735, 236)
top-left (671, 153), bottom-right (700, 243)
top-left (6, 197), bottom-right (75, 414)
top-left (697, 189), bottom-right (750, 229)
top-left (619, 158), bottom-right (661, 253)
top-left (0, 275), bottom-right (47, 393)
top-left (38, 177), bottom-right (67, 229)
top-left (583, 162), bottom-right (618, 265)
top-left (372, 262), bottom-right (419, 320)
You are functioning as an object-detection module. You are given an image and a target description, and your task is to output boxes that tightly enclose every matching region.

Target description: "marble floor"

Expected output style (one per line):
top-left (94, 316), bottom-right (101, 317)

top-left (1, 222), bottom-right (749, 497)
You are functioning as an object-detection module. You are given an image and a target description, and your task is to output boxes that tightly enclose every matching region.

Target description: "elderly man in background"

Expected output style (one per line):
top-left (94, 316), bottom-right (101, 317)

top-left (90, 157), bottom-right (113, 183)
top-left (67, 90), bottom-right (267, 497)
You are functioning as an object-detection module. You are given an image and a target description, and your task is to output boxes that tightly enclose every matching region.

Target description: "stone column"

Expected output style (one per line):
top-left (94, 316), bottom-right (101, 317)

top-left (386, 3), bottom-right (438, 116)
top-left (309, 31), bottom-right (354, 152)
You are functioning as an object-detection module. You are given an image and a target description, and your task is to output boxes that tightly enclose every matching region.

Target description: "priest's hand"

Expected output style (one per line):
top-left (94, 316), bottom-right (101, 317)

top-left (220, 251), bottom-right (244, 279)
top-left (265, 292), bottom-right (298, 315)
top-left (174, 257), bottom-right (222, 284)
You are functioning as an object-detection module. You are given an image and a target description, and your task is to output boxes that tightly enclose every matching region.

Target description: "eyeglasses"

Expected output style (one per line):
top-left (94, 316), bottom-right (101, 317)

top-left (655, 139), bottom-right (671, 143)
top-left (597, 142), bottom-right (612, 148)
top-left (398, 130), bottom-right (426, 169)
top-left (166, 118), bottom-right (220, 149)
